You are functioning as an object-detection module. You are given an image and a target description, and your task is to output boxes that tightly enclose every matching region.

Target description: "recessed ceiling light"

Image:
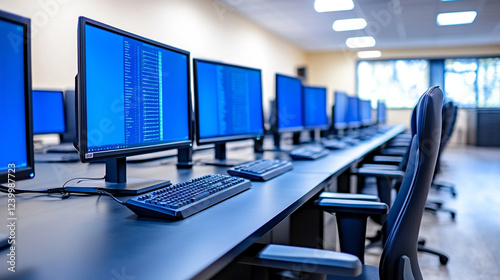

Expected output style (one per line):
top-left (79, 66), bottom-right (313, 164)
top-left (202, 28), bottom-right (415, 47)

top-left (345, 36), bottom-right (376, 48)
top-left (357, 50), bottom-right (382, 58)
top-left (333, 18), bottom-right (367, 31)
top-left (314, 0), bottom-right (354, 13)
top-left (437, 11), bottom-right (477, 26)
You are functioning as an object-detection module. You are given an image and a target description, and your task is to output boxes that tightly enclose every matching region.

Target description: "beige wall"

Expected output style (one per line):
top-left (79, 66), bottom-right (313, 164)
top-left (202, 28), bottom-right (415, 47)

top-left (305, 45), bottom-right (500, 144)
top-left (0, 0), bottom-right (306, 117)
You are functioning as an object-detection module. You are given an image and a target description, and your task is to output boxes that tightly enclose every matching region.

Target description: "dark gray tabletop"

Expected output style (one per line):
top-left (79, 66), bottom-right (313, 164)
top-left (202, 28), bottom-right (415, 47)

top-left (0, 125), bottom-right (404, 280)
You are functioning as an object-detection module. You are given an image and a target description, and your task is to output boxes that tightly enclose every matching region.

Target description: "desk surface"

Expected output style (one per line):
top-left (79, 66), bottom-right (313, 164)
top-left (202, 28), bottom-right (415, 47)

top-left (0, 126), bottom-right (404, 280)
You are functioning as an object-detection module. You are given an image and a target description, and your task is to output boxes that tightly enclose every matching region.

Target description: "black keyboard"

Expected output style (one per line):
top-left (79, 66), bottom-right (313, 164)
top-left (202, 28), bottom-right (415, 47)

top-left (227, 159), bottom-right (293, 181)
top-left (340, 137), bottom-right (361, 145)
top-left (125, 174), bottom-right (251, 219)
top-left (289, 145), bottom-right (329, 160)
top-left (321, 139), bottom-right (348, 150)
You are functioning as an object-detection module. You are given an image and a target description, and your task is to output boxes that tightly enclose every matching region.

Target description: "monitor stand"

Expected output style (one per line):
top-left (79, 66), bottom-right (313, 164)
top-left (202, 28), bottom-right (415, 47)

top-left (176, 146), bottom-right (194, 169)
top-left (200, 143), bottom-right (251, 167)
top-left (263, 132), bottom-right (294, 152)
top-left (292, 132), bottom-right (301, 145)
top-left (65, 158), bottom-right (171, 195)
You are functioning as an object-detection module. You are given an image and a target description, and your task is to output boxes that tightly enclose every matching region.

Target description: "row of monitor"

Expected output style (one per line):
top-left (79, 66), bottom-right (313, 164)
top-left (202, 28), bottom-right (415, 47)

top-left (0, 11), bottom-right (387, 193)
top-left (333, 91), bottom-right (386, 131)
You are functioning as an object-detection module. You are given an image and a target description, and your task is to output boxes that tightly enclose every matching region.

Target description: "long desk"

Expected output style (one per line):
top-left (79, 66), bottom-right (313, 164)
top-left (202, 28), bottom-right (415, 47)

top-left (0, 125), bottom-right (404, 280)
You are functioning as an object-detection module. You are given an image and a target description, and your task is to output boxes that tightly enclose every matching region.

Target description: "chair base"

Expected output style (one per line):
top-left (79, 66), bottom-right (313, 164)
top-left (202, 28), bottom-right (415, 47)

top-left (432, 180), bottom-right (457, 197)
top-left (425, 201), bottom-right (456, 219)
top-left (418, 243), bottom-right (449, 265)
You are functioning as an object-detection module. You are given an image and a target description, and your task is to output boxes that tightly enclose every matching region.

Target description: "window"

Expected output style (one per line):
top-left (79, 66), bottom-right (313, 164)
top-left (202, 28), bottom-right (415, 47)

top-left (477, 57), bottom-right (500, 108)
top-left (357, 56), bottom-right (500, 108)
top-left (357, 60), bottom-right (429, 108)
top-left (444, 58), bottom-right (477, 107)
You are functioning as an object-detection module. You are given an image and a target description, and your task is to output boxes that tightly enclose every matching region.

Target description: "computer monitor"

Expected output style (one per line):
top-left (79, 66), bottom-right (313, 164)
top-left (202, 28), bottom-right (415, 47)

top-left (0, 10), bottom-right (35, 184)
top-left (32, 90), bottom-right (66, 135)
top-left (71, 17), bottom-right (191, 195)
top-left (347, 96), bottom-right (361, 129)
top-left (193, 59), bottom-right (264, 165)
top-left (275, 74), bottom-right (303, 132)
top-left (303, 86), bottom-right (328, 130)
top-left (60, 89), bottom-right (76, 143)
top-left (377, 100), bottom-right (387, 124)
top-left (333, 91), bottom-right (348, 130)
top-left (359, 99), bottom-right (373, 127)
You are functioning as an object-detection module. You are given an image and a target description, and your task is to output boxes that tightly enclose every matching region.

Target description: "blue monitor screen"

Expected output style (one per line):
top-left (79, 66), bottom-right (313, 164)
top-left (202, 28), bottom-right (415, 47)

top-left (276, 74), bottom-right (303, 131)
top-left (377, 101), bottom-right (386, 124)
top-left (303, 86), bottom-right (328, 129)
top-left (33, 90), bottom-right (66, 134)
top-left (334, 91), bottom-right (348, 130)
top-left (194, 60), bottom-right (264, 143)
top-left (347, 96), bottom-right (361, 128)
top-left (359, 99), bottom-right (372, 126)
top-left (82, 23), bottom-right (190, 157)
top-left (0, 17), bottom-right (29, 175)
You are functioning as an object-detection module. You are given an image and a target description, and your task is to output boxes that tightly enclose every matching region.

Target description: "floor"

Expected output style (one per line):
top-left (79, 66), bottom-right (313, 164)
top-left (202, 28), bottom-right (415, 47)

top-left (364, 146), bottom-right (500, 280)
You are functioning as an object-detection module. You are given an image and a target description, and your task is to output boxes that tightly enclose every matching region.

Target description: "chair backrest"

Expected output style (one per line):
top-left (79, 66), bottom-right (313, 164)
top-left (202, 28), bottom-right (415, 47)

top-left (441, 101), bottom-right (456, 146)
top-left (379, 86), bottom-right (443, 280)
top-left (434, 101), bottom-right (457, 175)
top-left (397, 101), bottom-right (420, 172)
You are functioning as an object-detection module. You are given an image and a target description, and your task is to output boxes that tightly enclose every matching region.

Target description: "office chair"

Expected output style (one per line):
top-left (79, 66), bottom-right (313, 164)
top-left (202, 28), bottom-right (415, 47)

top-left (346, 94), bottom-right (450, 264)
top-left (423, 102), bottom-right (457, 219)
top-left (430, 102), bottom-right (458, 196)
top-left (360, 102), bottom-right (456, 220)
top-left (239, 86), bottom-right (443, 280)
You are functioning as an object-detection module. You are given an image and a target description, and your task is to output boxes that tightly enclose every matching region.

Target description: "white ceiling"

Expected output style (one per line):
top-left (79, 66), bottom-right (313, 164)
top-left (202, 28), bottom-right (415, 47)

top-left (219, 0), bottom-right (500, 51)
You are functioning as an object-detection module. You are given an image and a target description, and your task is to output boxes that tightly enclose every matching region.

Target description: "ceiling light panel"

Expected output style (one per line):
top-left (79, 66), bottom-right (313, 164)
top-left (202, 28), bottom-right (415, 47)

top-left (333, 18), bottom-right (367, 31)
top-left (437, 11), bottom-right (477, 26)
top-left (314, 0), bottom-right (354, 13)
top-left (357, 50), bottom-right (382, 58)
top-left (346, 36), bottom-right (376, 48)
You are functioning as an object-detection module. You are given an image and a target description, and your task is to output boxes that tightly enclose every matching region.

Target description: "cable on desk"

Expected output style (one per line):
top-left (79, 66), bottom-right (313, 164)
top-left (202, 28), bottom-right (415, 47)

top-left (0, 176), bottom-right (106, 199)
top-left (94, 189), bottom-right (125, 205)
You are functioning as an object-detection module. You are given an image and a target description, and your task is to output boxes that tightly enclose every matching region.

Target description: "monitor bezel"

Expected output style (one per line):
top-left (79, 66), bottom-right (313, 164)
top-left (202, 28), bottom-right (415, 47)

top-left (302, 85), bottom-right (329, 130)
top-left (77, 17), bottom-right (192, 163)
top-left (0, 10), bottom-right (35, 183)
top-left (32, 89), bottom-right (66, 135)
top-left (333, 91), bottom-right (348, 130)
top-left (193, 58), bottom-right (265, 146)
top-left (275, 73), bottom-right (304, 132)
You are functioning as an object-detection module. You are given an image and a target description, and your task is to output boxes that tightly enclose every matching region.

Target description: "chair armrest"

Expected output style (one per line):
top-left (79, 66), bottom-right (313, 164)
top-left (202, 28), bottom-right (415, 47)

top-left (319, 192), bottom-right (379, 202)
top-left (244, 244), bottom-right (362, 277)
top-left (316, 198), bottom-right (388, 216)
top-left (360, 163), bottom-right (399, 170)
top-left (380, 148), bottom-right (407, 156)
top-left (316, 199), bottom-right (388, 262)
top-left (387, 141), bottom-right (411, 148)
top-left (354, 168), bottom-right (404, 179)
top-left (394, 134), bottom-right (412, 140)
top-left (373, 155), bottom-right (403, 164)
